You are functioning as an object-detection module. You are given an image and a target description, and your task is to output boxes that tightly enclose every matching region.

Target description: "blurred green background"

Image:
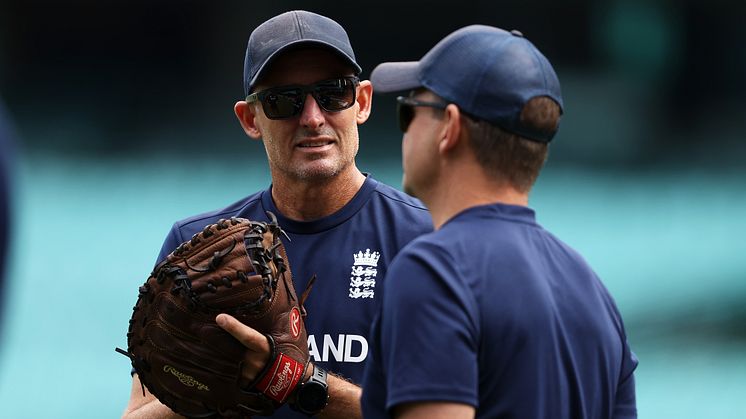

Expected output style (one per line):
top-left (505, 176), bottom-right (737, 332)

top-left (0, 1), bottom-right (745, 418)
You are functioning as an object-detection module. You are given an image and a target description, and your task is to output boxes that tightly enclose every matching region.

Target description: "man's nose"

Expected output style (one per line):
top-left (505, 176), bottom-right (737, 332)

top-left (299, 93), bottom-right (325, 128)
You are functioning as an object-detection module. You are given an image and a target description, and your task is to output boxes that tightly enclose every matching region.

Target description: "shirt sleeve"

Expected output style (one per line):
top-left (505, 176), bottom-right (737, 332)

top-left (377, 240), bottom-right (480, 412)
top-left (155, 223), bottom-right (184, 265)
top-left (613, 340), bottom-right (638, 418)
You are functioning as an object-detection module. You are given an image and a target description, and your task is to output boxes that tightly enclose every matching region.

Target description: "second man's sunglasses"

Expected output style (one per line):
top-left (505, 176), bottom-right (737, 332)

top-left (396, 96), bottom-right (448, 133)
top-left (246, 76), bottom-right (360, 120)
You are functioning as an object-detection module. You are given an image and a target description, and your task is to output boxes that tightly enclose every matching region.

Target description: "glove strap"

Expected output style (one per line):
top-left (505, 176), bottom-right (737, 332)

top-left (254, 346), bottom-right (305, 404)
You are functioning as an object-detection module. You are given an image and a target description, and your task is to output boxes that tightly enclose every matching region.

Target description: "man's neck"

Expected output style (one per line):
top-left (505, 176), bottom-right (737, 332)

top-left (426, 164), bottom-right (528, 230)
top-left (270, 167), bottom-right (366, 221)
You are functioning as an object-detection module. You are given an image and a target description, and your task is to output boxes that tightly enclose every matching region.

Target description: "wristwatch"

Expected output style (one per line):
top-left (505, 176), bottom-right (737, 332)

top-left (292, 364), bottom-right (329, 416)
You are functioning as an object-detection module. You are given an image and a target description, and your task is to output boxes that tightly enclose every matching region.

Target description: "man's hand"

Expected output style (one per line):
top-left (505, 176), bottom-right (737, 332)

top-left (216, 313), bottom-right (274, 382)
top-left (122, 375), bottom-right (184, 419)
top-left (217, 313), bottom-right (364, 419)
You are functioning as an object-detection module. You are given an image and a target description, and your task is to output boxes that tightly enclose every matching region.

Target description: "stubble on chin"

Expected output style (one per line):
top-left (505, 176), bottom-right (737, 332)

top-left (286, 155), bottom-right (347, 183)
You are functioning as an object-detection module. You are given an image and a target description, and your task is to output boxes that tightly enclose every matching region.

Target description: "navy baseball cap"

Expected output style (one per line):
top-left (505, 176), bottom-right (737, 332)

top-left (371, 25), bottom-right (563, 142)
top-left (243, 10), bottom-right (362, 95)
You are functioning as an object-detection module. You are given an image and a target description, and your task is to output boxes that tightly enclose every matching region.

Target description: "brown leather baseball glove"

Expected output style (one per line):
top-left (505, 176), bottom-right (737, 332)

top-left (116, 215), bottom-right (312, 418)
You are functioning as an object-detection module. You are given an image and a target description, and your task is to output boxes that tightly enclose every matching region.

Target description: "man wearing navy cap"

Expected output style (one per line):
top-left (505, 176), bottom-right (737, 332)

top-left (122, 10), bottom-right (432, 419)
top-left (361, 25), bottom-right (638, 418)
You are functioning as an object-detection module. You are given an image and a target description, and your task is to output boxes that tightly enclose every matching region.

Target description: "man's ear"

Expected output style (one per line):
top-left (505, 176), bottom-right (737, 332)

top-left (355, 80), bottom-right (373, 125)
top-left (234, 101), bottom-right (262, 139)
top-left (438, 104), bottom-right (462, 154)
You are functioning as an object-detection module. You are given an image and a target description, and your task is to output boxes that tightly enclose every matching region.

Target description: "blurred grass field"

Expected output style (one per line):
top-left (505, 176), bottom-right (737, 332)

top-left (0, 153), bottom-right (744, 418)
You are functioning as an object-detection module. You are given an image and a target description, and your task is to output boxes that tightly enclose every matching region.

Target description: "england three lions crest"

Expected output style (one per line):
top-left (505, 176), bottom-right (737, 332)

top-left (349, 249), bottom-right (380, 299)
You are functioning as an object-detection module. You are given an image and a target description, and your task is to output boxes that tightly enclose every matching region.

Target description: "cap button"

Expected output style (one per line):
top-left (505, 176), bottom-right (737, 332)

top-left (510, 30), bottom-right (524, 37)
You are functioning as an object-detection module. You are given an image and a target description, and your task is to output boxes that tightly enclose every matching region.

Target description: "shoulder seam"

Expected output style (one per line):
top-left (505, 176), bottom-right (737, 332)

top-left (372, 186), bottom-right (428, 211)
top-left (175, 194), bottom-right (263, 230)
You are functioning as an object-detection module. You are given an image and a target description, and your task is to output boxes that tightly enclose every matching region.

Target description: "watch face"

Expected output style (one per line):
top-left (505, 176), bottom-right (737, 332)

top-left (298, 382), bottom-right (328, 411)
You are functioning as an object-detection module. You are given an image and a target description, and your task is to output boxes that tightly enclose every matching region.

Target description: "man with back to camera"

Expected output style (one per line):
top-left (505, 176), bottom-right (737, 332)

top-left (121, 10), bottom-right (432, 419)
top-left (360, 25), bottom-right (638, 419)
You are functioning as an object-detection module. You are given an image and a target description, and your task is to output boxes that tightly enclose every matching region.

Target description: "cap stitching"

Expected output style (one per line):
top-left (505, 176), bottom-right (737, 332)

top-left (470, 34), bottom-right (510, 113)
top-left (292, 11), bottom-right (304, 38)
top-left (523, 39), bottom-right (549, 94)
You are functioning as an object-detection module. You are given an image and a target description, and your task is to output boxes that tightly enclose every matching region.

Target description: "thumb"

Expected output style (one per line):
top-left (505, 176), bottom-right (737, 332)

top-left (216, 313), bottom-right (269, 353)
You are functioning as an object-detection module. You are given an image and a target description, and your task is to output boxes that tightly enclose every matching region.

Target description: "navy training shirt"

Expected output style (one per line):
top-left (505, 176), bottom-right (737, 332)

top-left (155, 175), bottom-right (432, 419)
top-left (362, 203), bottom-right (638, 419)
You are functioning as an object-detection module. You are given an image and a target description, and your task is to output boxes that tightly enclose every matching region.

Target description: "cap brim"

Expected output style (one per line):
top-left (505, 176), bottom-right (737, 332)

top-left (370, 61), bottom-right (422, 93)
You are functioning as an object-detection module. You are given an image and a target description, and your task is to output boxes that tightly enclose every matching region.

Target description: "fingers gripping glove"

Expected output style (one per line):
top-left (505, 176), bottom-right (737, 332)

top-left (116, 215), bottom-right (311, 418)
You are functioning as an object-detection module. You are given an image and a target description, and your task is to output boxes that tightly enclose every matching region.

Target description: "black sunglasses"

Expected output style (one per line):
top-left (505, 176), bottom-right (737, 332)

top-left (396, 96), bottom-right (448, 132)
top-left (246, 77), bottom-right (360, 120)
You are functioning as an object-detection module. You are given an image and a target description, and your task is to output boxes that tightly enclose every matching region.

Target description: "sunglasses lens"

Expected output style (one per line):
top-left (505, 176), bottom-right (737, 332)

top-left (314, 79), bottom-right (356, 112)
top-left (261, 88), bottom-right (303, 119)
top-left (256, 78), bottom-right (357, 119)
top-left (397, 102), bottom-right (414, 132)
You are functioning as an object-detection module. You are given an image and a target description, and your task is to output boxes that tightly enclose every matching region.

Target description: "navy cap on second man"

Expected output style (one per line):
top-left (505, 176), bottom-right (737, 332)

top-left (371, 25), bottom-right (563, 142)
top-left (243, 10), bottom-right (362, 96)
